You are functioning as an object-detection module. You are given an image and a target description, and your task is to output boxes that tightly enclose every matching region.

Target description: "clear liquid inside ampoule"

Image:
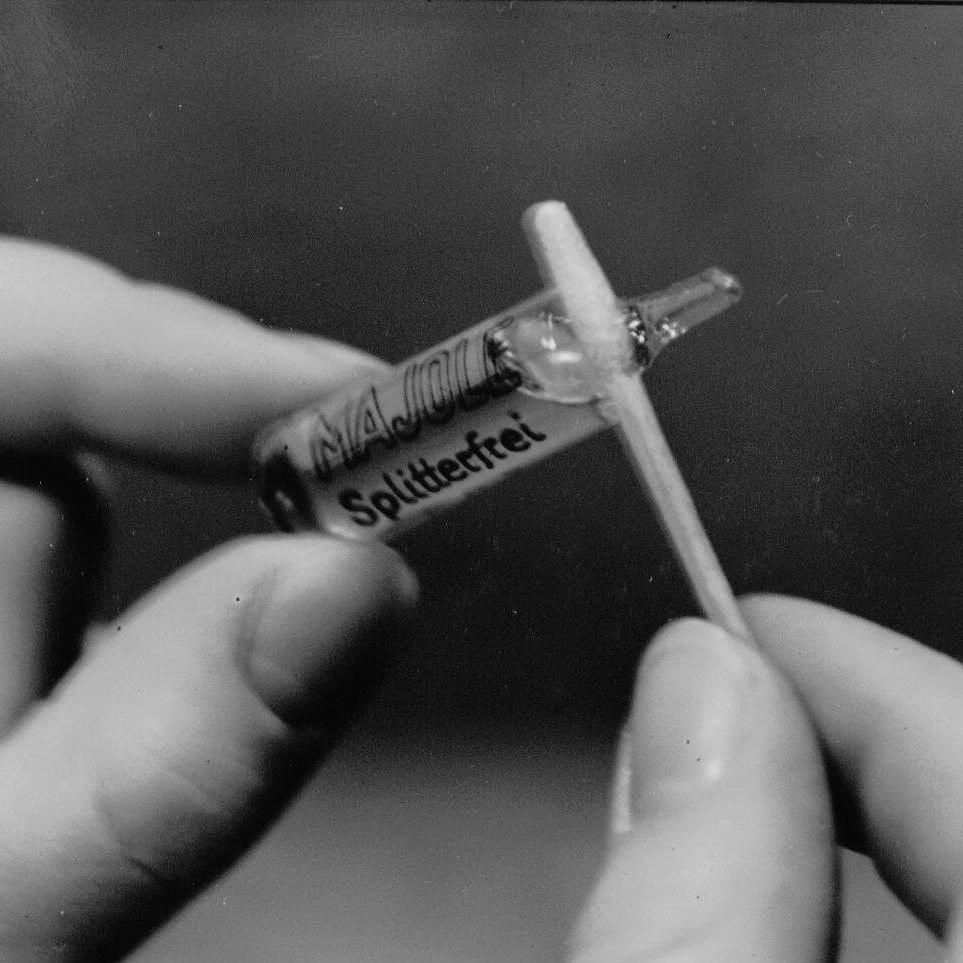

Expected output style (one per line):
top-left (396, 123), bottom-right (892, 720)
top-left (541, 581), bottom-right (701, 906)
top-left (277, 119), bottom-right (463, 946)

top-left (493, 311), bottom-right (627, 406)
top-left (495, 268), bottom-right (742, 407)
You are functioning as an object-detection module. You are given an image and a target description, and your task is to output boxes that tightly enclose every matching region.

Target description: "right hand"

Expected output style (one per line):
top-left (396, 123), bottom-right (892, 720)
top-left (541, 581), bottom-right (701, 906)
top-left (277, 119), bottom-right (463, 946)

top-left (569, 595), bottom-right (963, 961)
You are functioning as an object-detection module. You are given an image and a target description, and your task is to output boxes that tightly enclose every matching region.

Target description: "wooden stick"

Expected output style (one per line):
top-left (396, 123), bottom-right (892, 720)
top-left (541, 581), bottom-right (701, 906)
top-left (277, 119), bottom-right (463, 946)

top-left (521, 201), bottom-right (753, 642)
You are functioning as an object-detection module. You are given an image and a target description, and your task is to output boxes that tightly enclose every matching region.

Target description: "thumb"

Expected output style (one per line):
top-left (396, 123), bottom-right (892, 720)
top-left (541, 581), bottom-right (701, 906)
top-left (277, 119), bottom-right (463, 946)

top-left (569, 620), bottom-right (837, 963)
top-left (0, 535), bottom-right (417, 961)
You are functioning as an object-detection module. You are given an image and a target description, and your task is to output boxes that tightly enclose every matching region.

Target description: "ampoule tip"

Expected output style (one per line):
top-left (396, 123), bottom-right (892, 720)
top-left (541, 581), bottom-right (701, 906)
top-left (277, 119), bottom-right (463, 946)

top-left (625, 267), bottom-right (742, 368)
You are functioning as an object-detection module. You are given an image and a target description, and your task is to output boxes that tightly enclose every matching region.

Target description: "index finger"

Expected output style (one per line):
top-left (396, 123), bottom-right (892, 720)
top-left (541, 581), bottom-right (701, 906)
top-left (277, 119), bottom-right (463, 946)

top-left (741, 593), bottom-right (963, 936)
top-left (0, 237), bottom-right (386, 475)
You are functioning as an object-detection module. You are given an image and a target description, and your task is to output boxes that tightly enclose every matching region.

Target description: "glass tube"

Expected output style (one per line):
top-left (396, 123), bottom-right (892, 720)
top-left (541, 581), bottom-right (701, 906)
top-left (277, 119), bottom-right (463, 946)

top-left (254, 268), bottom-right (740, 539)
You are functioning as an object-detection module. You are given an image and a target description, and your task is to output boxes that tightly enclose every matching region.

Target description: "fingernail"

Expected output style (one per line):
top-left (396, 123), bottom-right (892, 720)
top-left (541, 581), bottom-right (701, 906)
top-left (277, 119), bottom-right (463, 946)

top-left (242, 548), bottom-right (417, 728)
top-left (631, 619), bottom-right (755, 813)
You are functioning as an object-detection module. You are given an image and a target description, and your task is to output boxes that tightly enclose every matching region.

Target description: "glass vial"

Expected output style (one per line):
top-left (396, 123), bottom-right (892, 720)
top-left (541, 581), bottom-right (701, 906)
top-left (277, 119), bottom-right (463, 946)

top-left (254, 268), bottom-right (740, 539)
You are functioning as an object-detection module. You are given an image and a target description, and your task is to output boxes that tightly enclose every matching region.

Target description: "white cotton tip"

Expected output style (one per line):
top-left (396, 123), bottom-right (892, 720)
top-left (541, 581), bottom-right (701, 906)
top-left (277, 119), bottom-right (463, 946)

top-left (520, 201), bottom-right (631, 372)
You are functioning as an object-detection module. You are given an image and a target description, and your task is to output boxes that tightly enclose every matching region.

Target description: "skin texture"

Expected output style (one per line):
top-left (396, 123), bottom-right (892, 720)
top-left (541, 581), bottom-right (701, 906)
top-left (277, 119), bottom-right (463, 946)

top-left (569, 604), bottom-right (963, 961)
top-left (1, 236), bottom-right (962, 961)
top-left (0, 237), bottom-right (418, 960)
top-left (569, 620), bottom-right (838, 963)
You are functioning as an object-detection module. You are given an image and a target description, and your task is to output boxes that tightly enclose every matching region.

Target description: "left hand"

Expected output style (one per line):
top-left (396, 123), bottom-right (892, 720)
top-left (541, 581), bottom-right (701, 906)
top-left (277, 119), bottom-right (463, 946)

top-left (0, 237), bottom-right (418, 960)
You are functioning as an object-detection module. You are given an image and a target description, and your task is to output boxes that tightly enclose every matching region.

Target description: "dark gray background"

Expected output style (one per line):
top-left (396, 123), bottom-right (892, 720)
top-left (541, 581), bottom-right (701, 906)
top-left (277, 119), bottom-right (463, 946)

top-left (1, 3), bottom-right (955, 959)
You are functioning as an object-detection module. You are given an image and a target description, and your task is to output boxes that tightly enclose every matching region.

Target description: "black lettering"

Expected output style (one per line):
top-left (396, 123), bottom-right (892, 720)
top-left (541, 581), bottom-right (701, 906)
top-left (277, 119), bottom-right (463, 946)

top-left (397, 467), bottom-right (428, 501)
top-left (456, 449), bottom-right (480, 473)
top-left (438, 458), bottom-right (467, 482)
top-left (309, 409), bottom-right (351, 480)
top-left (410, 458), bottom-right (445, 492)
top-left (348, 387), bottom-right (395, 461)
top-left (371, 491), bottom-right (401, 520)
top-left (383, 472), bottom-right (417, 505)
top-left (499, 427), bottom-right (530, 453)
top-left (453, 336), bottom-right (488, 411)
top-left (465, 431), bottom-right (493, 470)
top-left (420, 351), bottom-right (457, 424)
top-left (391, 364), bottom-right (422, 441)
top-left (510, 411), bottom-right (547, 442)
top-left (333, 409), bottom-right (550, 531)
top-left (338, 489), bottom-right (379, 527)
top-left (482, 436), bottom-right (506, 460)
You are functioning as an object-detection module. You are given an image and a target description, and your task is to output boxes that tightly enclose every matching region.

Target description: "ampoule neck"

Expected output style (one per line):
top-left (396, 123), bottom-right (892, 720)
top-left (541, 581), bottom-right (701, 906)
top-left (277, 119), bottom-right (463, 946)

top-left (493, 267), bottom-right (741, 406)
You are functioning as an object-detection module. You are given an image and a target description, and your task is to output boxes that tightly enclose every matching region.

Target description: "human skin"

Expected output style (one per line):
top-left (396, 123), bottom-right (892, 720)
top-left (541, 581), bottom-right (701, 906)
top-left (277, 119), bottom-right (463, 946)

top-left (0, 237), bottom-right (418, 959)
top-left (569, 602), bottom-right (963, 961)
top-left (2, 237), bottom-right (962, 961)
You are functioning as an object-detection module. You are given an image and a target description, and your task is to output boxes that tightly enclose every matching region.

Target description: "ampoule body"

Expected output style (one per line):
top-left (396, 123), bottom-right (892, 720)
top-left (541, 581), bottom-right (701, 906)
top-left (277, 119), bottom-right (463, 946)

top-left (254, 269), bottom-right (740, 539)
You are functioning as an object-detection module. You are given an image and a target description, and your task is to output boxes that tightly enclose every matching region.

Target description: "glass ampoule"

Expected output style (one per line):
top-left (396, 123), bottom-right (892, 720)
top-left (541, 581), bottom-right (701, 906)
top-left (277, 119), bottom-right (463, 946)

top-left (254, 268), bottom-right (740, 539)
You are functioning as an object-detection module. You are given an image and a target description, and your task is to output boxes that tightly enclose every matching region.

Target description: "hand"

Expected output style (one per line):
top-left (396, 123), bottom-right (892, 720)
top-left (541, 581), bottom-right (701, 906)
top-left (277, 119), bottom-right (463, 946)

top-left (569, 596), bottom-right (963, 961)
top-left (0, 237), bottom-right (418, 960)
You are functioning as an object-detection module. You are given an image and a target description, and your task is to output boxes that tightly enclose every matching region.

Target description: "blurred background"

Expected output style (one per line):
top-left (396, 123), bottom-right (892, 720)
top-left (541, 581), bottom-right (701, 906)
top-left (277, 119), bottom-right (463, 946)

top-left (1, 2), bottom-right (958, 959)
